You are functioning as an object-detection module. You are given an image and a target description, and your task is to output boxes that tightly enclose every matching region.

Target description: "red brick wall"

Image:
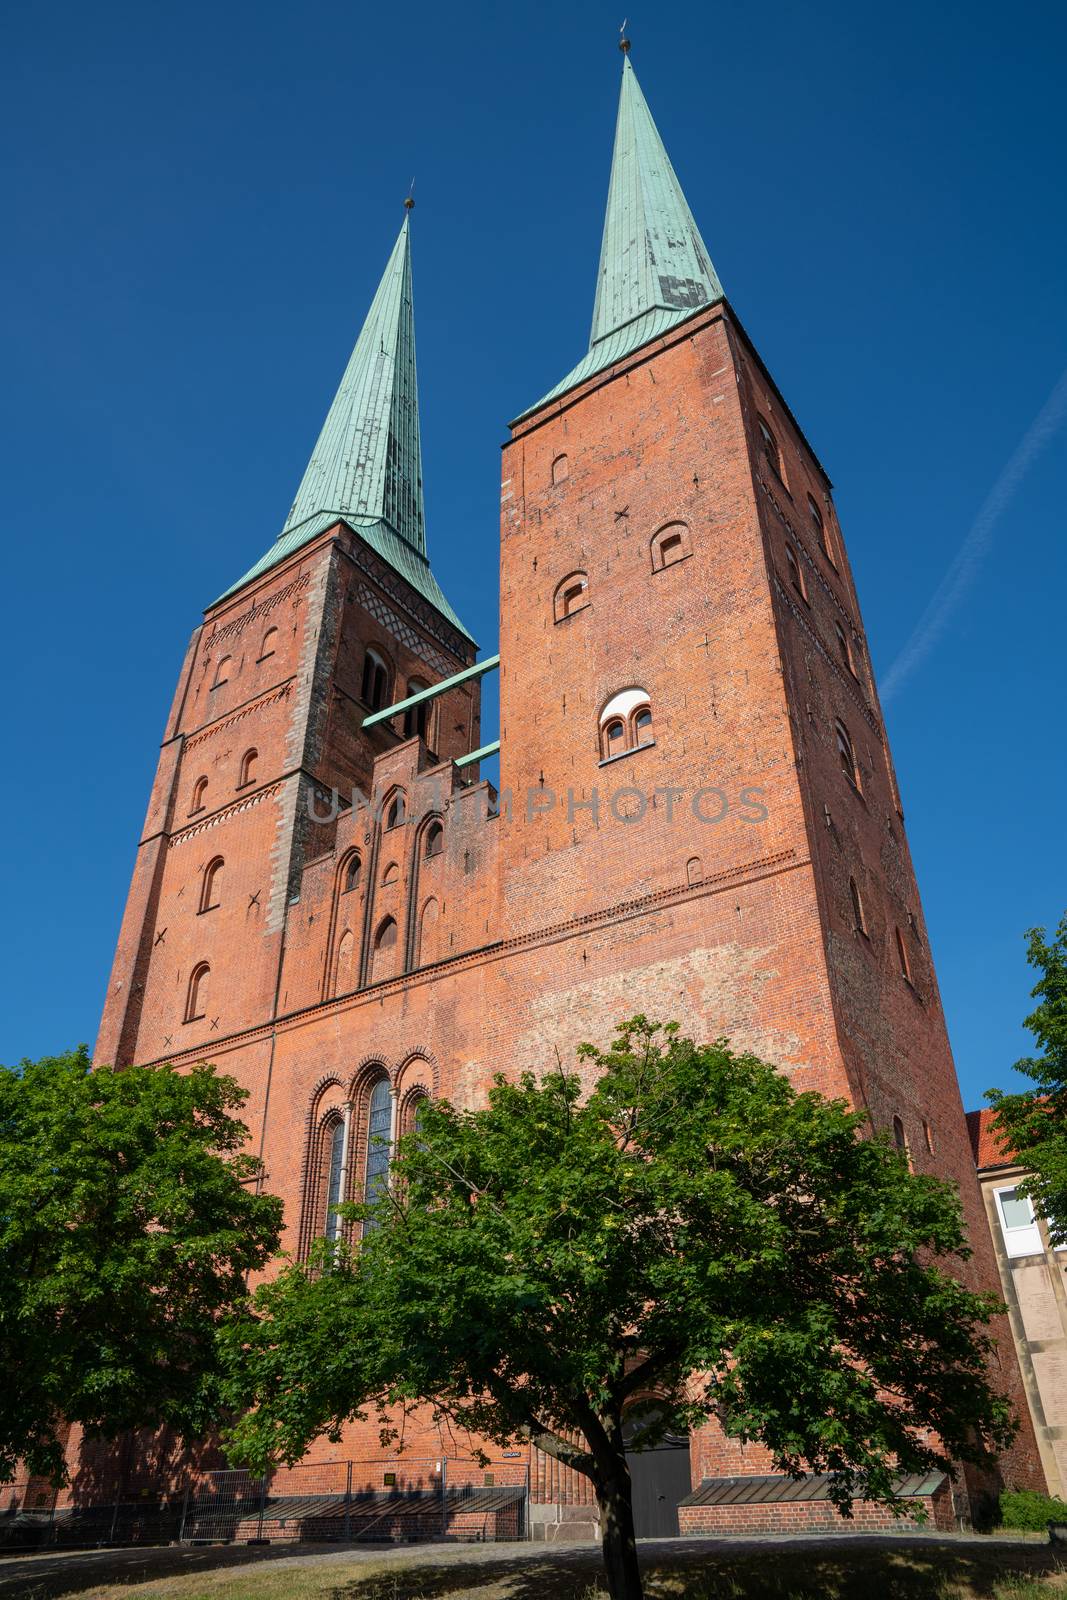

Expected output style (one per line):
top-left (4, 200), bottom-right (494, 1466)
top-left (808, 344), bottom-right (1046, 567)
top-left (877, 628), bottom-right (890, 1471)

top-left (678, 1482), bottom-right (957, 1537)
top-left (90, 301), bottom-right (1044, 1512)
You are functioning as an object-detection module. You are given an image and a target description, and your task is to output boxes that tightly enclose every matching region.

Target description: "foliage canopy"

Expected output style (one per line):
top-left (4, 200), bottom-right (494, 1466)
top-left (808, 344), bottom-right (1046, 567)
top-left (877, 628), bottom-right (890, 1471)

top-left (0, 1047), bottom-right (282, 1483)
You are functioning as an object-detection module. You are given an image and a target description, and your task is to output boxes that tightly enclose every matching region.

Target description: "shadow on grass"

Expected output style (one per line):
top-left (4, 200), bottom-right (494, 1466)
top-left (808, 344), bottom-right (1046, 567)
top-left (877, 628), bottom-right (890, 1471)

top-left (327, 1542), bottom-right (1067, 1600)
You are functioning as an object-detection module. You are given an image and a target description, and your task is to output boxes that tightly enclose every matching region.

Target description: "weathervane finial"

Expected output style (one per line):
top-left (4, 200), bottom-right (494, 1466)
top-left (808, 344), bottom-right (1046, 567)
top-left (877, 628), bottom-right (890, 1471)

top-left (404, 178), bottom-right (415, 212)
top-left (619, 18), bottom-right (631, 52)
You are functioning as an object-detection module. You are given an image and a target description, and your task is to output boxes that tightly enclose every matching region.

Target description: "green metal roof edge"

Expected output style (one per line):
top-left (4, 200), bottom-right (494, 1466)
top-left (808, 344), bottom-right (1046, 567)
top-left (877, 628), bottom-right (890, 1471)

top-left (513, 297), bottom-right (724, 422)
top-left (209, 511), bottom-right (476, 644)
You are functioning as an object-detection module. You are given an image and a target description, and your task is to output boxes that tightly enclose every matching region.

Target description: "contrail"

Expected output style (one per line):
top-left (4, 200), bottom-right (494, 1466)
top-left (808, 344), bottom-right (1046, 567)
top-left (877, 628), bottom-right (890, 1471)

top-left (880, 366), bottom-right (1067, 705)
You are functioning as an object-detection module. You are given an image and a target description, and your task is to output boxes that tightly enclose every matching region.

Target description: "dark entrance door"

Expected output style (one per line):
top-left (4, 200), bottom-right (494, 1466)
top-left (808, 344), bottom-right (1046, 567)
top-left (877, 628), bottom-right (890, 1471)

top-left (624, 1418), bottom-right (691, 1539)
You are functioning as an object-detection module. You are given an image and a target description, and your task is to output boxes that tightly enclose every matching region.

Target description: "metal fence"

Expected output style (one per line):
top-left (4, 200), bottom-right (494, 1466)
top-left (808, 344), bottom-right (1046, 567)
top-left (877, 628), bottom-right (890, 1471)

top-left (0, 1457), bottom-right (529, 1552)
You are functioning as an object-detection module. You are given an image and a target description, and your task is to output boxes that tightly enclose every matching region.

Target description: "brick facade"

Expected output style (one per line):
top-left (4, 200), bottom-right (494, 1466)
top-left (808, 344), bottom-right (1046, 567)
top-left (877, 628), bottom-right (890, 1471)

top-left (91, 288), bottom-right (1044, 1527)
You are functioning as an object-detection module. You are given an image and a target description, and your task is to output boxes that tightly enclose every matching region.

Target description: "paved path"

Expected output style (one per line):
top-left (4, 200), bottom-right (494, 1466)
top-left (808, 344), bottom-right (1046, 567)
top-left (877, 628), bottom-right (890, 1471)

top-left (0, 1530), bottom-right (1048, 1599)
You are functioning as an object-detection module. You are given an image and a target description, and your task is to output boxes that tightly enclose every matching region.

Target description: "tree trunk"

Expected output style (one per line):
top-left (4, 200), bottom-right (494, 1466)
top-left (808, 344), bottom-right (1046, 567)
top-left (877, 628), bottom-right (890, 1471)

top-left (595, 1460), bottom-right (643, 1600)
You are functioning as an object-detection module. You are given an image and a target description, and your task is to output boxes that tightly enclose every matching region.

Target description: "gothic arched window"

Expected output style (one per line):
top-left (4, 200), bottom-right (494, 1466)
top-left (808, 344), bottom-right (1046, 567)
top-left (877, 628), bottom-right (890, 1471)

top-left (372, 916), bottom-right (398, 982)
top-left (403, 679), bottom-right (431, 739)
top-left (757, 415), bottom-right (783, 481)
top-left (323, 1118), bottom-right (347, 1243)
top-left (199, 856), bottom-right (223, 913)
top-left (342, 853), bottom-right (361, 893)
top-left (650, 522), bottom-right (691, 572)
top-left (361, 1077), bottom-right (393, 1232)
top-left (190, 775), bottom-right (209, 815)
top-left (185, 962), bottom-right (209, 1023)
top-left (553, 572), bottom-right (589, 622)
top-left (424, 821), bottom-right (444, 859)
top-left (361, 648), bottom-right (390, 712)
top-left (385, 792), bottom-right (405, 830)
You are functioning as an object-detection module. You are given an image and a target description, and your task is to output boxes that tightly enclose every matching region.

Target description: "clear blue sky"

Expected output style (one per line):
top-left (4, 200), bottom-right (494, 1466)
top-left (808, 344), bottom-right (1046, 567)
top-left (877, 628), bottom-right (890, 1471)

top-left (2, 0), bottom-right (1064, 1110)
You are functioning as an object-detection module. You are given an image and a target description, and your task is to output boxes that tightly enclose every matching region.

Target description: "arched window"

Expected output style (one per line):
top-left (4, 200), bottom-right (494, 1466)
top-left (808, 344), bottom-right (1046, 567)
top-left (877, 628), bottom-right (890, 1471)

top-left (785, 544), bottom-right (807, 601)
top-left (892, 1115), bottom-right (913, 1170)
top-left (385, 792), bottom-right (405, 830)
top-left (212, 655), bottom-right (232, 690)
top-left (403, 679), bottom-right (431, 739)
top-left (923, 1119), bottom-right (934, 1154)
top-left (361, 1078), bottom-right (393, 1230)
top-left (199, 856), bottom-right (223, 913)
top-left (334, 928), bottom-right (356, 994)
top-left (342, 854), bottom-right (362, 893)
top-left (258, 627), bottom-right (278, 661)
top-left (599, 688), bottom-right (654, 761)
top-left (361, 648), bottom-right (390, 712)
top-left (184, 962), bottom-right (209, 1023)
top-left (849, 876), bottom-right (868, 936)
top-left (382, 861), bottom-right (399, 885)
top-left (417, 896), bottom-right (440, 965)
top-left (553, 571), bottom-right (589, 623)
top-left (835, 720), bottom-right (860, 791)
top-left (650, 522), bottom-right (691, 572)
top-left (551, 453), bottom-right (569, 485)
top-left (372, 916), bottom-right (398, 982)
top-left (190, 775), bottom-right (209, 815)
top-left (686, 856), bottom-right (703, 886)
top-left (323, 1118), bottom-right (348, 1243)
top-left (757, 415), bottom-right (783, 481)
top-left (809, 494), bottom-right (836, 565)
top-left (896, 926), bottom-right (912, 984)
top-left (424, 821), bottom-right (444, 858)
top-left (238, 748), bottom-right (258, 788)
top-left (834, 622), bottom-right (855, 675)
top-left (401, 1089), bottom-right (429, 1139)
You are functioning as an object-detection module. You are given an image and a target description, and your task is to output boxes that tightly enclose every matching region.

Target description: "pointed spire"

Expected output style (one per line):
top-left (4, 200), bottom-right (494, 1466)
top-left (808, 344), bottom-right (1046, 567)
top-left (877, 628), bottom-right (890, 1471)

top-left (282, 212), bottom-right (426, 552)
top-left (216, 213), bottom-right (473, 640)
top-left (518, 53), bottom-right (724, 419)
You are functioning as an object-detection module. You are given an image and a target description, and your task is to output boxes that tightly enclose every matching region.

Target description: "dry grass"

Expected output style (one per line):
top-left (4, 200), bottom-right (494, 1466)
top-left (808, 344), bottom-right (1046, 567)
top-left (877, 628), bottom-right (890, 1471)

top-left (8, 1539), bottom-right (1067, 1600)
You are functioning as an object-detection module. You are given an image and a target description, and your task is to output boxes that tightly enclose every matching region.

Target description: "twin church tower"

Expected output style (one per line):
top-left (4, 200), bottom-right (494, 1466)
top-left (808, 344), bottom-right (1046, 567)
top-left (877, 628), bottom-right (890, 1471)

top-left (94, 52), bottom-right (1042, 1527)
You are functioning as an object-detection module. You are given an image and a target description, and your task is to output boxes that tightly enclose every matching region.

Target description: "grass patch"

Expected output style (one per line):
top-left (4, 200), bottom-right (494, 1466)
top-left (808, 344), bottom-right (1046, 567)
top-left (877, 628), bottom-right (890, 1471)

top-left (17, 1539), bottom-right (1067, 1600)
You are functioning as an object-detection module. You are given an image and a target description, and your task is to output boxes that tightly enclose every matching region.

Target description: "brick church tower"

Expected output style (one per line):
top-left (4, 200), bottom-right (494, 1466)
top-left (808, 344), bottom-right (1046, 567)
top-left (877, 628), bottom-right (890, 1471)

top-left (91, 50), bottom-right (1044, 1532)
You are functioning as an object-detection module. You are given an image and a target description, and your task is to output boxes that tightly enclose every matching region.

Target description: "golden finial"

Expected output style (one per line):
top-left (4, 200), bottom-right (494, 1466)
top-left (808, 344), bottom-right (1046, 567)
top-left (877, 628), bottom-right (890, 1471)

top-left (404, 179), bottom-right (415, 212)
top-left (619, 18), bottom-right (631, 52)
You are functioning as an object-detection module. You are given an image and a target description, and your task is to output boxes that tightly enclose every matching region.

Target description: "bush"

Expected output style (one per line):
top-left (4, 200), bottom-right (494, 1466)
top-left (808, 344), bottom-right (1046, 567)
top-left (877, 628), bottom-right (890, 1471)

top-left (999, 1489), bottom-right (1067, 1530)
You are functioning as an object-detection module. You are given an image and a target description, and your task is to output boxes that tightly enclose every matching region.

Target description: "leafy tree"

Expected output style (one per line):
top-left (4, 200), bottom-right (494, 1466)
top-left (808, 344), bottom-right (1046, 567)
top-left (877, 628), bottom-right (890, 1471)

top-left (987, 916), bottom-right (1067, 1247)
top-left (220, 1020), bottom-right (1014, 1600)
top-left (0, 1047), bottom-right (282, 1484)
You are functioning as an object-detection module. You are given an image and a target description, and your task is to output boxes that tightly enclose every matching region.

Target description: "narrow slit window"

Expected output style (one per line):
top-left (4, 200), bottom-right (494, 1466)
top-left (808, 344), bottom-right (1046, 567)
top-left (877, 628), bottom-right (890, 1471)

top-left (403, 679), bottom-right (431, 739)
top-left (238, 748), bottom-right (258, 788)
top-left (343, 854), bottom-right (362, 893)
top-left (835, 720), bottom-right (860, 791)
top-left (323, 1119), bottom-right (347, 1242)
top-left (786, 545), bottom-right (807, 601)
top-left (849, 876), bottom-right (867, 936)
top-left (896, 926), bottom-right (912, 983)
top-left (190, 776), bottom-right (209, 814)
top-left (185, 962), bottom-right (209, 1023)
top-left (199, 856), bottom-right (223, 913)
top-left (361, 648), bottom-right (389, 712)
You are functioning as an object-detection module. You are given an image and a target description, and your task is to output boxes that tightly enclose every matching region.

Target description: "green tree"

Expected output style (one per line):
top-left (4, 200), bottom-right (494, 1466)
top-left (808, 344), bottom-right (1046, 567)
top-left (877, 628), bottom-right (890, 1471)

top-left (987, 914), bottom-right (1067, 1246)
top-left (221, 1020), bottom-right (1013, 1600)
top-left (0, 1047), bottom-right (282, 1484)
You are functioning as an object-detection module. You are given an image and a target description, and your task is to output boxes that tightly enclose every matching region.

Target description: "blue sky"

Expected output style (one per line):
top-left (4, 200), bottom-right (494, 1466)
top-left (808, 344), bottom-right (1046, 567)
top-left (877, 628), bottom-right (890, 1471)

top-left (2, 0), bottom-right (1064, 1110)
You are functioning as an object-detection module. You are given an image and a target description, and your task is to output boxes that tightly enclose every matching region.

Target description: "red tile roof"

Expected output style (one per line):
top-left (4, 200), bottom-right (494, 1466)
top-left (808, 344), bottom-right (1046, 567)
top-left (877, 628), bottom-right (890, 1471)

top-left (966, 1108), bottom-right (1018, 1170)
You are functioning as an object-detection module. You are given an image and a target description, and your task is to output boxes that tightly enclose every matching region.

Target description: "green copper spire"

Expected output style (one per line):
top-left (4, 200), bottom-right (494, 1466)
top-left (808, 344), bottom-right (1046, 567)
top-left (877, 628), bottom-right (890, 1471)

top-left (518, 54), bottom-right (724, 419)
top-left (217, 213), bottom-right (472, 639)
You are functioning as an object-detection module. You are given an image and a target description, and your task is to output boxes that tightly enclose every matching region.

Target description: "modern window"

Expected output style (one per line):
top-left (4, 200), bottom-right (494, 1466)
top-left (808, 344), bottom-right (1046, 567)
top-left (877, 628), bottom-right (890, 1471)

top-left (190, 775), bottom-right (209, 814)
top-left (551, 453), bottom-right (569, 485)
top-left (199, 856), bottom-right (223, 913)
top-left (238, 748), bottom-right (258, 788)
top-left (835, 719), bottom-right (860, 791)
top-left (599, 688), bottom-right (654, 761)
top-left (342, 854), bottom-right (362, 893)
top-left (848, 876), bottom-right (868, 937)
top-left (184, 962), bottom-right (209, 1023)
top-left (553, 571), bottom-right (589, 622)
top-left (424, 821), bottom-right (444, 858)
top-left (403, 679), bottom-right (431, 740)
top-left (212, 655), bottom-right (232, 690)
top-left (650, 522), bottom-right (691, 571)
top-left (994, 1185), bottom-right (1043, 1258)
top-left (361, 1078), bottom-right (393, 1231)
top-left (323, 1117), bottom-right (348, 1243)
top-left (757, 415), bottom-right (784, 481)
top-left (361, 648), bottom-right (390, 712)
top-left (786, 544), bottom-right (807, 601)
top-left (258, 627), bottom-right (278, 661)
